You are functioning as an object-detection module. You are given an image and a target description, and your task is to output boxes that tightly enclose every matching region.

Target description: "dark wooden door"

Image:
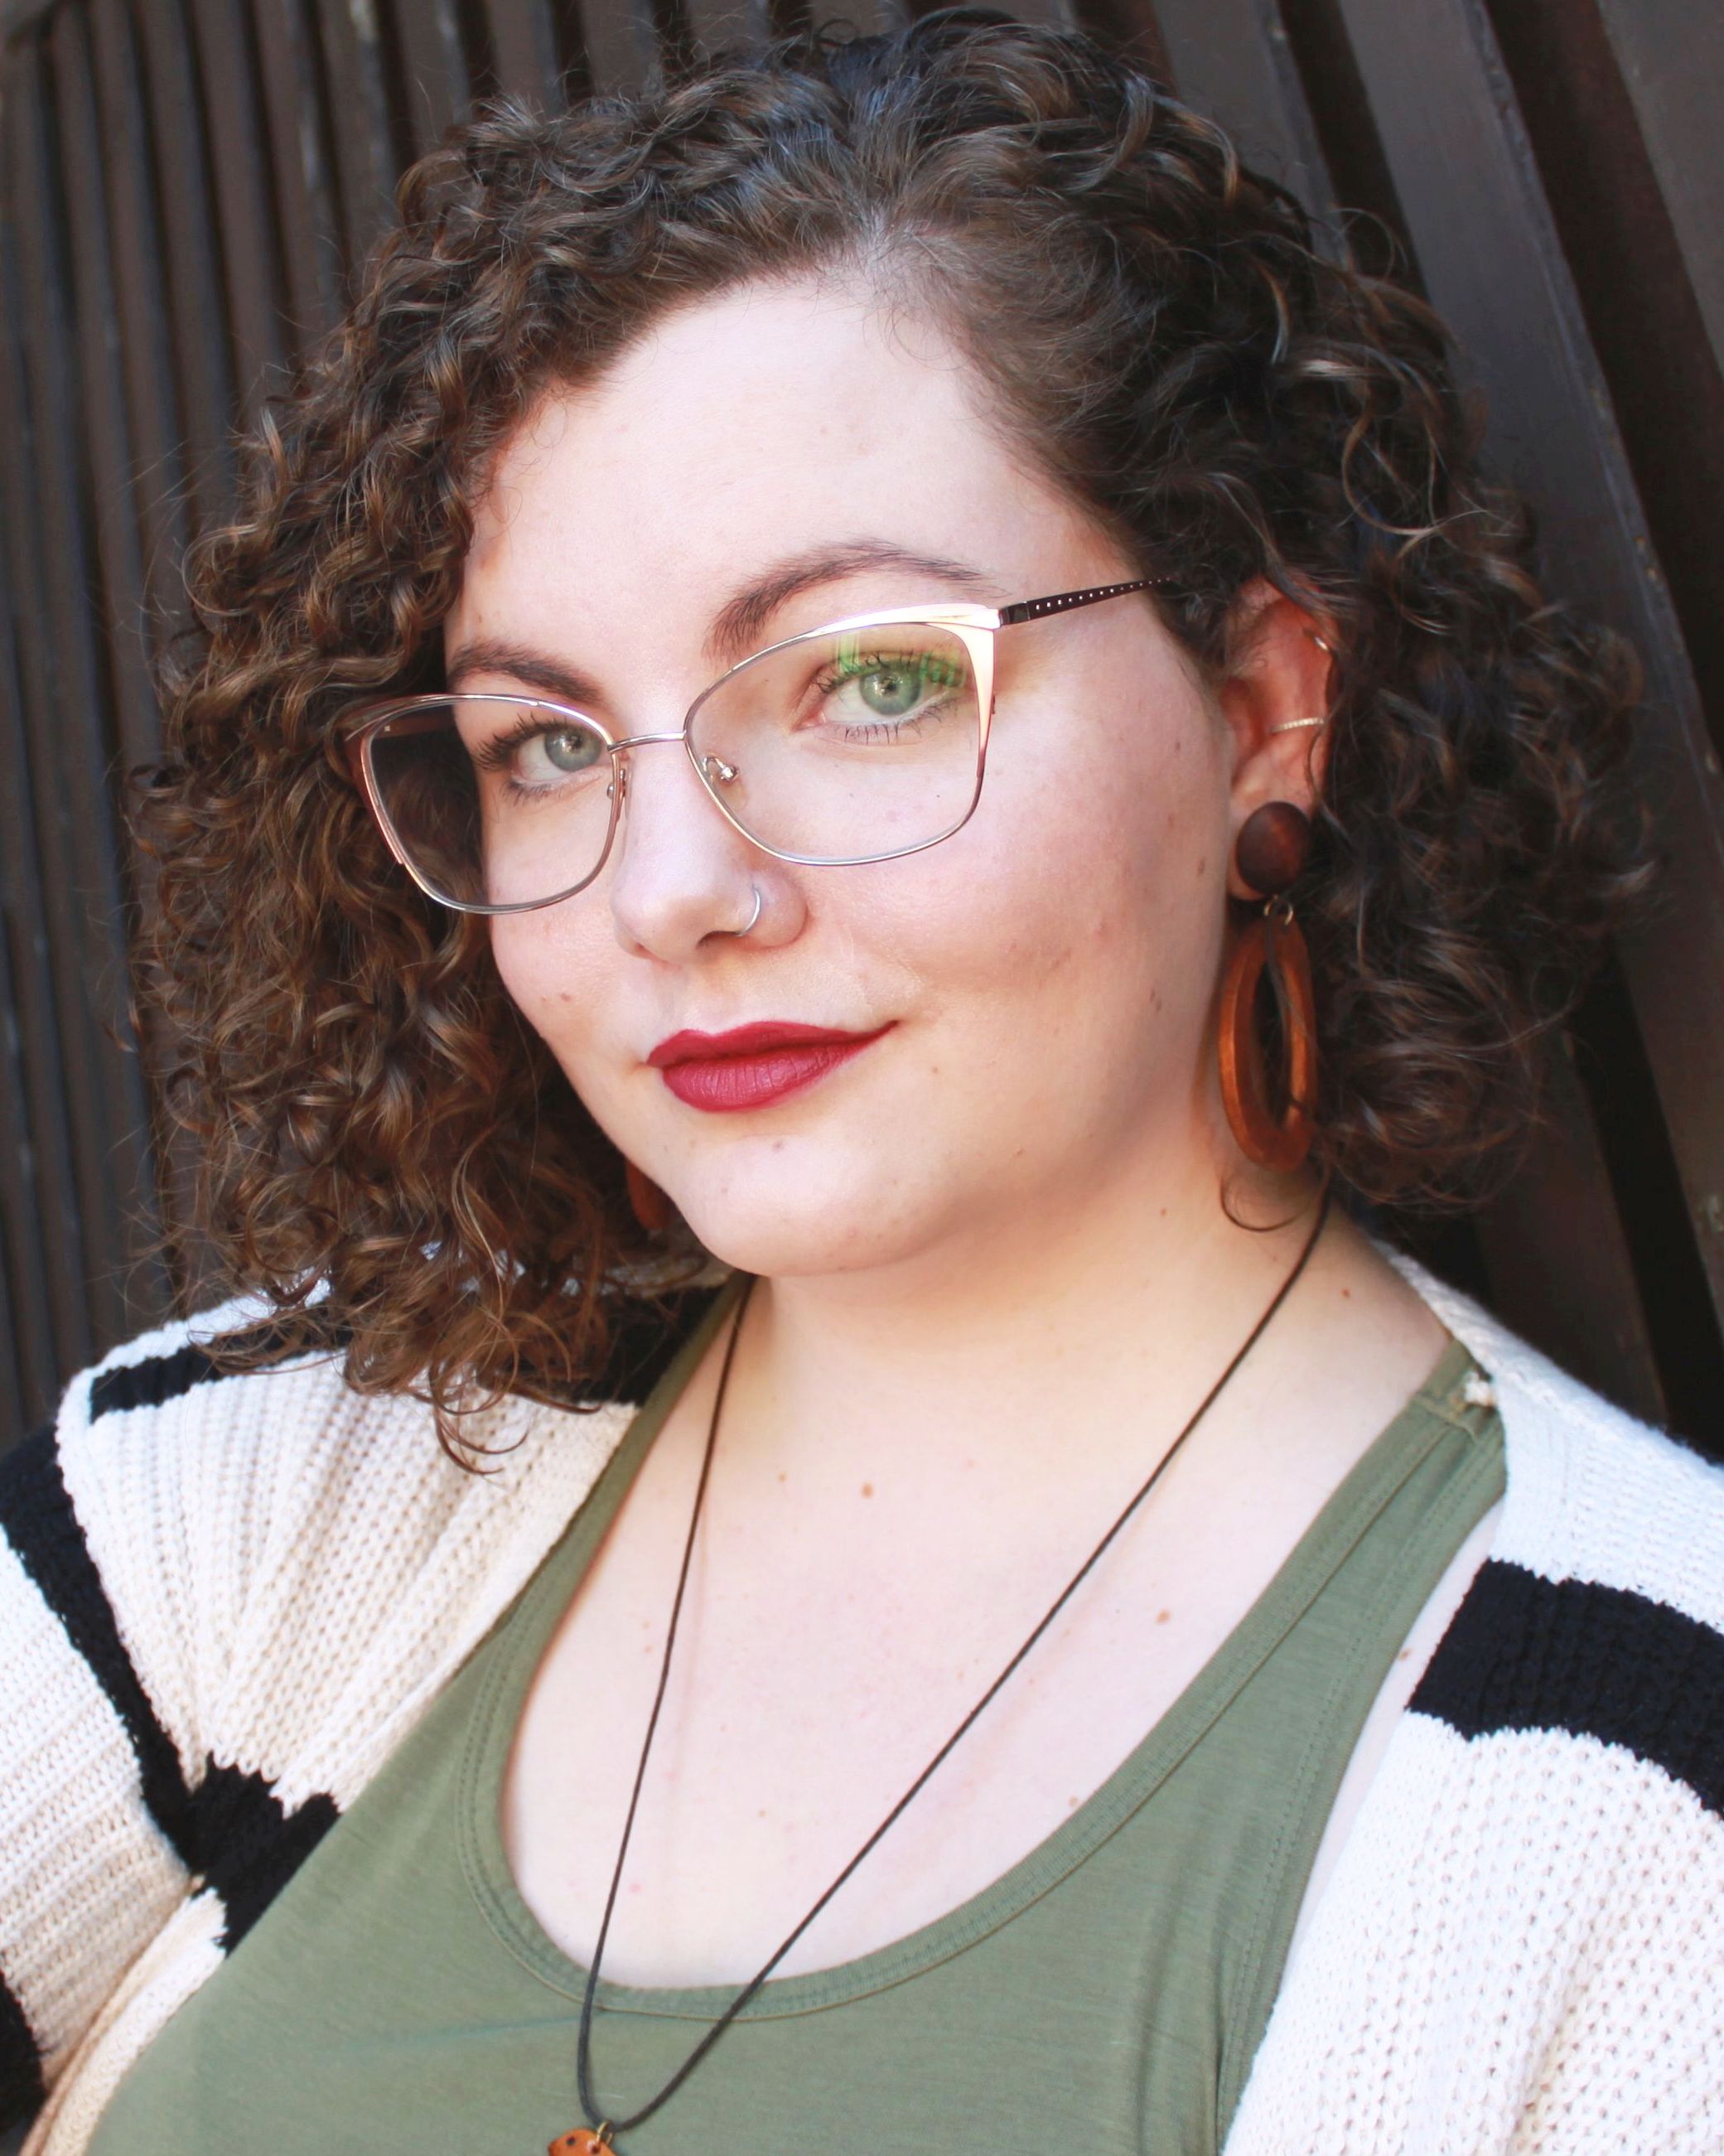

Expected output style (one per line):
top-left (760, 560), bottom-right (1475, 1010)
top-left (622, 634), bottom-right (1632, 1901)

top-left (2, 0), bottom-right (1722, 1450)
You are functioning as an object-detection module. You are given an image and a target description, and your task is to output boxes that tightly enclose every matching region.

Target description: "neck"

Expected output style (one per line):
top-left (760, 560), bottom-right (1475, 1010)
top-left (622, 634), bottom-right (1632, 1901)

top-left (716, 1135), bottom-right (1339, 1497)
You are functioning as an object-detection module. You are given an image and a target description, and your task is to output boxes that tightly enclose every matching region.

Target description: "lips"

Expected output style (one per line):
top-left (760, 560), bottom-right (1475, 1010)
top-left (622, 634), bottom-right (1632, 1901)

top-left (647, 1020), bottom-right (894, 1113)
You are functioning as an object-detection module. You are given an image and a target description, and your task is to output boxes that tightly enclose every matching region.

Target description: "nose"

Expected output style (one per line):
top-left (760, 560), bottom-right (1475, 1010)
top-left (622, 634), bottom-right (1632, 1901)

top-left (606, 735), bottom-right (784, 961)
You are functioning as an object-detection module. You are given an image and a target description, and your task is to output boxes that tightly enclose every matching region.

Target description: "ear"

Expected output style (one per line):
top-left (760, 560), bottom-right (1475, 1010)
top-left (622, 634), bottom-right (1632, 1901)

top-left (1215, 582), bottom-right (1335, 900)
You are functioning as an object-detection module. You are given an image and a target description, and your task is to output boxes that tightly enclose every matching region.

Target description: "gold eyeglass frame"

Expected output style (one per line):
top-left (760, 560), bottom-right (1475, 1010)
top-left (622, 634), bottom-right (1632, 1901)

top-left (340, 578), bottom-right (1161, 916)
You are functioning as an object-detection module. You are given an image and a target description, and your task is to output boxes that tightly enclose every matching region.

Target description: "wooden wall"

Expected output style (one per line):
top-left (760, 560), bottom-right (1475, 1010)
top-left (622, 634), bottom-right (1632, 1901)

top-left (1, 0), bottom-right (1721, 1450)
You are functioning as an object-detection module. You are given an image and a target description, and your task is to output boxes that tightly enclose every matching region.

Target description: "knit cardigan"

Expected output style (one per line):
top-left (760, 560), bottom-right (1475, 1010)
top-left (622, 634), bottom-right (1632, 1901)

top-left (1, 1253), bottom-right (1721, 2154)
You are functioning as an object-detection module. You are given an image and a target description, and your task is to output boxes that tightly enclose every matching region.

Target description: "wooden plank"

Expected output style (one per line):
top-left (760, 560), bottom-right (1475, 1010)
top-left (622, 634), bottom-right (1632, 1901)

top-left (680, 0), bottom-right (770, 60)
top-left (1482, 0), bottom-right (1724, 1116)
top-left (567, 0), bottom-right (657, 94)
top-left (249, 0), bottom-right (346, 344)
top-left (1332, 0), bottom-right (1724, 1346)
top-left (187, 0), bottom-right (290, 425)
top-left (314, 0), bottom-right (402, 268)
top-left (4, 42), bottom-right (161, 1355)
top-left (53, 2), bottom-right (179, 1336)
top-left (1150, 0), bottom-right (1331, 210)
top-left (133, 0), bottom-right (238, 524)
top-left (1595, 0), bottom-right (1724, 379)
top-left (483, 0), bottom-right (563, 99)
top-left (1471, 1037), bottom-right (1665, 1426)
top-left (0, 593), bottom-right (73, 1424)
top-left (0, 61), bottom-right (104, 1380)
top-left (0, 1245), bottom-right (28, 1448)
top-left (803, 0), bottom-right (908, 41)
top-left (88, 0), bottom-right (193, 666)
top-left (50, 4), bottom-right (162, 776)
top-left (392, 0), bottom-right (471, 154)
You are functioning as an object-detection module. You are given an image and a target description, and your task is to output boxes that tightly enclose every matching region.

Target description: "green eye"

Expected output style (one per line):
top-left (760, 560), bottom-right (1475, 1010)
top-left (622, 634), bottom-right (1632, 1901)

top-left (543, 729), bottom-right (601, 773)
top-left (858, 664), bottom-right (926, 717)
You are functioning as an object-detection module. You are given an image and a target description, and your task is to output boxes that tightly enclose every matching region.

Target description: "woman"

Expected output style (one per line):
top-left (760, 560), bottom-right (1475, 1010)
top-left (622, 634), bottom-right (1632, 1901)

top-left (2, 12), bottom-right (1717, 2152)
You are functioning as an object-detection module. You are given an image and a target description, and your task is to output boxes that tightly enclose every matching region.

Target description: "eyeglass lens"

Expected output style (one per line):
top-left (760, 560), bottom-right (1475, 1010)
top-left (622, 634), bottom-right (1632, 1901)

top-left (363, 623), bottom-right (985, 910)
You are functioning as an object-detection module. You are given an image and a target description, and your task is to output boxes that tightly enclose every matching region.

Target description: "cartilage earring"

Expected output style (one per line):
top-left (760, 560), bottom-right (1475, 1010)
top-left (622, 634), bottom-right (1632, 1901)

top-left (1219, 802), bottom-right (1318, 1173)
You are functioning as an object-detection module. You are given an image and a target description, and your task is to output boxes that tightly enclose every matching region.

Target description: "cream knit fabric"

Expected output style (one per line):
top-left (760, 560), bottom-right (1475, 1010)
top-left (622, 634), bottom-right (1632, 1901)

top-left (0, 1256), bottom-right (1720, 2154)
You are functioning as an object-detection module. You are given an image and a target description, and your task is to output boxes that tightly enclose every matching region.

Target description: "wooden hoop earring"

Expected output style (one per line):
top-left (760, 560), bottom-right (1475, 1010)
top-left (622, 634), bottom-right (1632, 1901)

top-left (1219, 803), bottom-right (1319, 1173)
top-left (625, 1158), bottom-right (674, 1232)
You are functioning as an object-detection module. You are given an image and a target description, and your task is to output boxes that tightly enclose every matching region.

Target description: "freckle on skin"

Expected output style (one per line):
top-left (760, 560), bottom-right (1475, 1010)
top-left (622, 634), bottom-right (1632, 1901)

top-left (1195, 856), bottom-right (1206, 879)
top-left (1068, 1795), bottom-right (1079, 1809)
top-left (862, 1482), bottom-right (874, 1497)
top-left (1156, 1609), bottom-right (1171, 1625)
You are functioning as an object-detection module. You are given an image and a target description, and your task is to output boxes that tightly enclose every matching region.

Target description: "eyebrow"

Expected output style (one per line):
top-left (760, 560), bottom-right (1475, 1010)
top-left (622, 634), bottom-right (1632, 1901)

top-left (706, 539), bottom-right (999, 663)
top-left (444, 539), bottom-right (1000, 707)
top-left (443, 640), bottom-right (606, 706)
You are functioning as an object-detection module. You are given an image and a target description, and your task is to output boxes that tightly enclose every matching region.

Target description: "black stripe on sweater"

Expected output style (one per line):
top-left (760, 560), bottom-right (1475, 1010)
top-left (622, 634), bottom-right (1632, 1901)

top-left (1412, 1559), bottom-right (1724, 1818)
top-left (1, 1430), bottom-right (350, 1958)
top-left (0, 1960), bottom-right (46, 2135)
top-left (86, 1316), bottom-right (350, 1422)
top-left (0, 1428), bottom-right (198, 1866)
top-left (87, 1295), bottom-right (710, 1424)
top-left (195, 1762), bottom-right (340, 1950)
top-left (89, 1338), bottom-right (227, 1420)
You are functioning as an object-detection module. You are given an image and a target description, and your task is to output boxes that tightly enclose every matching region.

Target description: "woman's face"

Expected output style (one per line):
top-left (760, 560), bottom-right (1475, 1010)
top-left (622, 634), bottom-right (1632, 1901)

top-left (447, 277), bottom-right (1241, 1280)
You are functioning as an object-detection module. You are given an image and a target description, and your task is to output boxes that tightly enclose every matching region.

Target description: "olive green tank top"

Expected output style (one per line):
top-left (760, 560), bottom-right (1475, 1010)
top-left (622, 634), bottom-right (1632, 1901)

top-left (90, 1306), bottom-right (1503, 2156)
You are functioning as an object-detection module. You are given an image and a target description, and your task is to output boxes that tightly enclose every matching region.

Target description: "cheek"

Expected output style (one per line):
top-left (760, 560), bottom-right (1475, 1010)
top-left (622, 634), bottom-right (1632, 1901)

top-left (487, 912), bottom-right (615, 1067)
top-left (924, 692), bottom-right (1223, 1022)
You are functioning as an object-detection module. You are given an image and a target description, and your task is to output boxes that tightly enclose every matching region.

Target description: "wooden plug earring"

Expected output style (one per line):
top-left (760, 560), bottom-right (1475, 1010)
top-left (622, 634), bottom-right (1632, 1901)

top-left (1219, 802), bottom-right (1319, 1172)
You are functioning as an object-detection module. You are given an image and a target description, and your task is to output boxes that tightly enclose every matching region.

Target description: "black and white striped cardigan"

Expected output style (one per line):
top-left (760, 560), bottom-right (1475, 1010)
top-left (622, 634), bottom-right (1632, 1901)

top-left (2, 1253), bottom-right (1721, 2153)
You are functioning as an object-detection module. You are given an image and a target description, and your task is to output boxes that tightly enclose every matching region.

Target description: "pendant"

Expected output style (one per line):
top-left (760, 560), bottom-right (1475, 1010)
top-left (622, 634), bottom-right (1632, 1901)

top-left (548, 2130), bottom-right (615, 2154)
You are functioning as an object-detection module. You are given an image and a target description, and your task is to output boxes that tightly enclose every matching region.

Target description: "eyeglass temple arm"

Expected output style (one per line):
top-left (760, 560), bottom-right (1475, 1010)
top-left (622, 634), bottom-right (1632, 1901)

top-left (996, 578), bottom-right (1166, 628)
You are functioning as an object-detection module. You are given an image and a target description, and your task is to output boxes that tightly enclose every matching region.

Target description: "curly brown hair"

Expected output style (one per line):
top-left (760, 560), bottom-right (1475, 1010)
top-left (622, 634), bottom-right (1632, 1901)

top-left (143, 7), bottom-right (1651, 1428)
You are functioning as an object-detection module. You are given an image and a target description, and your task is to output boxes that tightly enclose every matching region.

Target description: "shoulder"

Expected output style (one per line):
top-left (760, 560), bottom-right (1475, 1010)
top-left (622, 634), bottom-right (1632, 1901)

top-left (3, 1288), bottom-right (714, 1810)
top-left (1384, 1245), bottom-right (1724, 1864)
top-left (1226, 1259), bottom-right (1724, 2149)
top-left (1384, 1245), bottom-right (1724, 1620)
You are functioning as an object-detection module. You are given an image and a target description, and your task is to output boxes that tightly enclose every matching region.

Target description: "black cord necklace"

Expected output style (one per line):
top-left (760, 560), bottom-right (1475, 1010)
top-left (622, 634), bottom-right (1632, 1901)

top-left (548, 1185), bottom-right (1332, 2156)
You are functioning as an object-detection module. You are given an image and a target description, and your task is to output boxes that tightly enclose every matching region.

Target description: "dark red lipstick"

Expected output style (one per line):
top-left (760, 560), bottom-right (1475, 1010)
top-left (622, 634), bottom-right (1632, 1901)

top-left (647, 1020), bottom-right (894, 1113)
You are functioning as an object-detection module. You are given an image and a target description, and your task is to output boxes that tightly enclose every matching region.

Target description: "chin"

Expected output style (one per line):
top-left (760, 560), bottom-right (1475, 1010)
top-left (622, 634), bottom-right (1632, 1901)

top-left (669, 1158), bottom-right (939, 1282)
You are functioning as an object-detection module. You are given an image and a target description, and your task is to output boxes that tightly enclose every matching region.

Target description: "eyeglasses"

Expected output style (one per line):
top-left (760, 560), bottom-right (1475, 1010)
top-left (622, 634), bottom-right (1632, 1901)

top-left (340, 578), bottom-right (1159, 915)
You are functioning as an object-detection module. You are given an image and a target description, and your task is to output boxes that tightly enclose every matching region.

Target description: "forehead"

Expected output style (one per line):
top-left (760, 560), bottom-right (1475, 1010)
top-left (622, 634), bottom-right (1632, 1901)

top-left (458, 276), bottom-right (1089, 631)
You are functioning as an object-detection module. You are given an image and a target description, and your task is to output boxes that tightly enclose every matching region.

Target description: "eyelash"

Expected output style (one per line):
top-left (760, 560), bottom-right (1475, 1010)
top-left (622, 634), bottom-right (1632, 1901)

top-left (469, 710), bottom-right (602, 775)
top-left (810, 649), bottom-right (960, 695)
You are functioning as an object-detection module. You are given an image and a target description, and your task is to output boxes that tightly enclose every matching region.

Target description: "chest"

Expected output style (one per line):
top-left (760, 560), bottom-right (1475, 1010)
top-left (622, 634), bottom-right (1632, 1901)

top-left (500, 1393), bottom-right (1400, 1989)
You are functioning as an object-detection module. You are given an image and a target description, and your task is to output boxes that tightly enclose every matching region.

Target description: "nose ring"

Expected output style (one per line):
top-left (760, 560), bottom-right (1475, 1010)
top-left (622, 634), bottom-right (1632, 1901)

top-left (723, 884), bottom-right (764, 938)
